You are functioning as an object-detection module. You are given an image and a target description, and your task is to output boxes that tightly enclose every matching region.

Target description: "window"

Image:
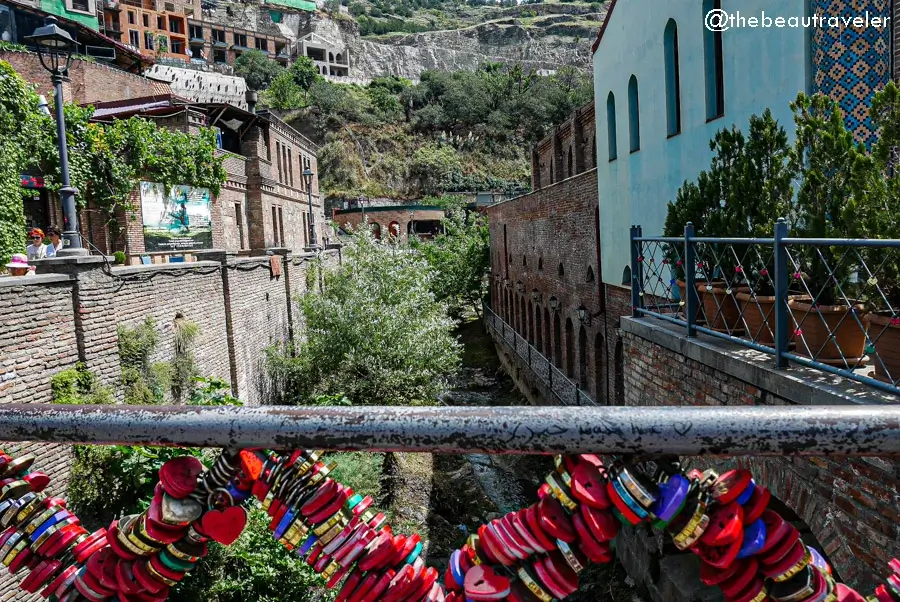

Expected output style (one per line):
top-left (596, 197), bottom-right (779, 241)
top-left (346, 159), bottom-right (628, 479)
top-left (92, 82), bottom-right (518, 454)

top-left (170, 39), bottom-right (183, 55)
top-left (592, 136), bottom-right (597, 168)
top-left (235, 203), bottom-right (244, 249)
top-left (302, 213), bottom-right (308, 247)
top-left (70, 0), bottom-right (90, 12)
top-left (144, 31), bottom-right (154, 50)
top-left (628, 75), bottom-right (640, 152)
top-left (276, 141), bottom-right (282, 182)
top-left (212, 28), bottom-right (225, 43)
top-left (271, 207), bottom-right (279, 246)
top-left (142, 13), bottom-right (149, 27)
top-left (703, 0), bottom-right (725, 119)
top-left (287, 148), bottom-right (294, 186)
top-left (606, 92), bottom-right (617, 161)
top-left (255, 37), bottom-right (268, 51)
top-left (664, 19), bottom-right (681, 136)
top-left (213, 48), bottom-right (226, 63)
top-left (128, 11), bottom-right (135, 24)
top-left (278, 207), bottom-right (285, 247)
top-left (189, 24), bottom-right (203, 39)
top-left (169, 19), bottom-right (181, 34)
top-left (567, 146), bottom-right (573, 177)
top-left (157, 16), bottom-right (164, 29)
top-left (129, 29), bottom-right (139, 47)
top-left (234, 33), bottom-right (247, 47)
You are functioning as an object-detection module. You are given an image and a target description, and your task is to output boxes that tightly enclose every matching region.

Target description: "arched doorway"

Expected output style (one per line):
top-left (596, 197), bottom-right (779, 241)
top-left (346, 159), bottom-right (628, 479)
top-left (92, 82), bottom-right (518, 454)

top-left (578, 325), bottom-right (587, 389)
top-left (543, 308), bottom-right (551, 357)
top-left (534, 306), bottom-right (543, 352)
top-left (553, 313), bottom-right (562, 368)
top-left (614, 339), bottom-right (624, 404)
top-left (371, 222), bottom-right (382, 239)
top-left (594, 333), bottom-right (605, 404)
top-left (389, 221), bottom-right (400, 237)
top-left (526, 299), bottom-right (534, 344)
top-left (565, 318), bottom-right (575, 378)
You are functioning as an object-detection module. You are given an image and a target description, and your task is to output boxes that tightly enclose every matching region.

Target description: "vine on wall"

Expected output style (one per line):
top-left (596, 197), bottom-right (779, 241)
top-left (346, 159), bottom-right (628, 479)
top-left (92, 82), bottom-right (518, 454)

top-left (0, 58), bottom-right (227, 263)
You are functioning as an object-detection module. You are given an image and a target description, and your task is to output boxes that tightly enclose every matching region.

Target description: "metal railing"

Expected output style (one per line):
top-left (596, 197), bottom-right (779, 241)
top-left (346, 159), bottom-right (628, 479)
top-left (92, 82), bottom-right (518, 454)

top-left (632, 219), bottom-right (900, 397)
top-left (483, 304), bottom-right (596, 406)
top-left (0, 404), bottom-right (897, 455)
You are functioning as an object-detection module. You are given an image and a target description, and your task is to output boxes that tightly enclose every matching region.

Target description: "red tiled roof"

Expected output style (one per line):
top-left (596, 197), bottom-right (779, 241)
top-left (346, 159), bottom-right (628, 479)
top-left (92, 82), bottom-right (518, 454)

top-left (591, 0), bottom-right (618, 55)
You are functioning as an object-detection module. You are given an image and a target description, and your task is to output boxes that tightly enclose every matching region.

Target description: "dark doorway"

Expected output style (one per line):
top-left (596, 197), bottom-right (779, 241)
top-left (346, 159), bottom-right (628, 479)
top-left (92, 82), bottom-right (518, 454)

top-left (565, 318), bottom-right (575, 378)
top-left (578, 325), bottom-right (587, 388)
top-left (534, 306), bottom-right (543, 352)
top-left (543, 308), bottom-right (551, 357)
top-left (595, 332), bottom-right (605, 404)
top-left (526, 299), bottom-right (534, 344)
top-left (553, 313), bottom-right (562, 368)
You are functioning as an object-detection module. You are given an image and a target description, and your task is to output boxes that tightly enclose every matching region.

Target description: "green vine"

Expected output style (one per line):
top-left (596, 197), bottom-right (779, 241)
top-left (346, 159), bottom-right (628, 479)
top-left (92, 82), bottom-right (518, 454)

top-left (0, 58), bottom-right (227, 263)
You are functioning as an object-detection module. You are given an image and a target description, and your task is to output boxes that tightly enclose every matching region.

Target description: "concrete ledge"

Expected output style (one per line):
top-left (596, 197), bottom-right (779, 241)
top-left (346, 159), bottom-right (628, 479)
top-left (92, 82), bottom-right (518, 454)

top-left (622, 316), bottom-right (898, 406)
top-left (0, 274), bottom-right (74, 288)
top-left (112, 261), bottom-right (223, 276)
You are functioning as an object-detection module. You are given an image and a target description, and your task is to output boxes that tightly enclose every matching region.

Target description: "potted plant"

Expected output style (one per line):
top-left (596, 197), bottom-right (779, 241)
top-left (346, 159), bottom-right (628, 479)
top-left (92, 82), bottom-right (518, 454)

top-left (855, 82), bottom-right (900, 381)
top-left (787, 92), bottom-right (872, 367)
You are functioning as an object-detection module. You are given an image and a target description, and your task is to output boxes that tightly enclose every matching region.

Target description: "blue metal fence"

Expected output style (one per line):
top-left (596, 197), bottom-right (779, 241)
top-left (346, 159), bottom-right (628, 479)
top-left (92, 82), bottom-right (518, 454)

top-left (631, 219), bottom-right (900, 397)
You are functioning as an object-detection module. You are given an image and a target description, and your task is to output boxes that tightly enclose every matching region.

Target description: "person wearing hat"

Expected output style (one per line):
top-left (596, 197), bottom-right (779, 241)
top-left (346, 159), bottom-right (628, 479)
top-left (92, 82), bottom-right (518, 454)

top-left (25, 228), bottom-right (48, 261)
top-left (4, 254), bottom-right (30, 277)
top-left (45, 226), bottom-right (64, 257)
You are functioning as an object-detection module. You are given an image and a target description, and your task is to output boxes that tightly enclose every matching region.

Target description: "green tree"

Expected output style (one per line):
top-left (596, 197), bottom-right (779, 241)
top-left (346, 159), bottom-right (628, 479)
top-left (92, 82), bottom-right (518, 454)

top-left (262, 70), bottom-right (305, 110)
top-left (233, 49), bottom-right (285, 91)
top-left (410, 142), bottom-right (463, 194)
top-left (289, 56), bottom-right (321, 91)
top-left (413, 206), bottom-right (490, 318)
top-left (270, 228), bottom-right (461, 406)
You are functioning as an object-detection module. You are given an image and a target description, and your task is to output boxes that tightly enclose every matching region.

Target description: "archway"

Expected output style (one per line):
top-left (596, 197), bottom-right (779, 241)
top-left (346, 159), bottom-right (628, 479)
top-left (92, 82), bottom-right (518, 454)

top-left (543, 307), bottom-right (551, 357)
top-left (553, 313), bottom-right (562, 368)
top-left (594, 332), bottom-right (605, 404)
top-left (526, 299), bottom-right (534, 344)
top-left (534, 306), bottom-right (542, 352)
top-left (578, 325), bottom-right (587, 389)
top-left (389, 221), bottom-right (400, 237)
top-left (371, 222), bottom-right (382, 240)
top-left (565, 318), bottom-right (575, 378)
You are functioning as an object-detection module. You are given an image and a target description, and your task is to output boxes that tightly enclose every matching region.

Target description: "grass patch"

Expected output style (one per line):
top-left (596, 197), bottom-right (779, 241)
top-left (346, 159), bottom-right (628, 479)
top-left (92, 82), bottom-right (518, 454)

top-left (329, 452), bottom-right (385, 500)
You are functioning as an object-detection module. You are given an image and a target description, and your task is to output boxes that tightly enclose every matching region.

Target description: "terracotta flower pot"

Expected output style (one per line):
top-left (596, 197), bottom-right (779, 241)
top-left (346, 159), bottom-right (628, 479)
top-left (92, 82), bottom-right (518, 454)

top-left (788, 299), bottom-right (868, 367)
top-left (696, 281), bottom-right (745, 334)
top-left (736, 293), bottom-right (805, 346)
top-left (863, 312), bottom-right (900, 383)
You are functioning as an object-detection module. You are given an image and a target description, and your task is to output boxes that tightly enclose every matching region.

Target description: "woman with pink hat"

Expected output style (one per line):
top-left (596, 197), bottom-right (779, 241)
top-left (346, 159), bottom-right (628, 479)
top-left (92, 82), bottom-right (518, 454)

top-left (4, 254), bottom-right (31, 277)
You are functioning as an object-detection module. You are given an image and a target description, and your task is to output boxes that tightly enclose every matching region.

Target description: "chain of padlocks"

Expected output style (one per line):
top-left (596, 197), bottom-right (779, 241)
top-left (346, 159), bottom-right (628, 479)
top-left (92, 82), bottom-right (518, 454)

top-left (0, 447), bottom-right (897, 602)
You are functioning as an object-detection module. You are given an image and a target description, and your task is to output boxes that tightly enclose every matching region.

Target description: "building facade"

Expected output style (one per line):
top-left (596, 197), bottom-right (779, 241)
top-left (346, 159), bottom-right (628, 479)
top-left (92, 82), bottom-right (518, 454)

top-left (591, 0), bottom-right (891, 292)
top-left (297, 31), bottom-right (348, 77)
top-left (333, 205), bottom-right (445, 240)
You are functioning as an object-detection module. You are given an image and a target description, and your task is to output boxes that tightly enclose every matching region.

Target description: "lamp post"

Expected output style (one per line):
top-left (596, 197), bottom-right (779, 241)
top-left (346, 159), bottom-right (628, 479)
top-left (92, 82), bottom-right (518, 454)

top-left (302, 167), bottom-right (318, 250)
top-left (27, 17), bottom-right (85, 256)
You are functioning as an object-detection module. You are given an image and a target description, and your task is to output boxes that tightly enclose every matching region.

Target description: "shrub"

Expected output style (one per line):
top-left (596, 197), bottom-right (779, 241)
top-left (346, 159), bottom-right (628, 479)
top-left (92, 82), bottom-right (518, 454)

top-left (50, 363), bottom-right (115, 405)
top-left (113, 251), bottom-right (127, 264)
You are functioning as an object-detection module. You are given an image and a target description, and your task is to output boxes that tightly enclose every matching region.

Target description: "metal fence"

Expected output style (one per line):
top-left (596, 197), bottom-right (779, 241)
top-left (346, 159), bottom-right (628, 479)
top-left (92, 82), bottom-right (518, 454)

top-left (632, 219), bottom-right (900, 396)
top-left (483, 304), bottom-right (597, 406)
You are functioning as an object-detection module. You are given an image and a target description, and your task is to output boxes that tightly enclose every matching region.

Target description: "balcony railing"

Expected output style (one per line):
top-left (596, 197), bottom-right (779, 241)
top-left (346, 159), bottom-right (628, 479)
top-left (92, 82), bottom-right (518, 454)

top-left (631, 219), bottom-right (900, 397)
top-left (484, 304), bottom-right (596, 406)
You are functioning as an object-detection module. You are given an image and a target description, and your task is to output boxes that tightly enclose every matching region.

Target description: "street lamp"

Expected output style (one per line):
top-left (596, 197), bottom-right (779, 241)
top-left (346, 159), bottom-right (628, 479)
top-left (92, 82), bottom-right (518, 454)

top-left (27, 17), bottom-right (85, 256)
top-left (577, 305), bottom-right (587, 323)
top-left (302, 167), bottom-right (318, 249)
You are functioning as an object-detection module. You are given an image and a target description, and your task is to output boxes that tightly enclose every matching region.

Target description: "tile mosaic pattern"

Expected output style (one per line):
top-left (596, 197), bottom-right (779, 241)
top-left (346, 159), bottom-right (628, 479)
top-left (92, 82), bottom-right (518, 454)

top-left (811, 0), bottom-right (890, 148)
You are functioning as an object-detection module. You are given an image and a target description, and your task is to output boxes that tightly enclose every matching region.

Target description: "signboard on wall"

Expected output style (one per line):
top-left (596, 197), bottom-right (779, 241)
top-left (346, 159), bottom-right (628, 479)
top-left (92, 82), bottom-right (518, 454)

top-left (141, 182), bottom-right (213, 252)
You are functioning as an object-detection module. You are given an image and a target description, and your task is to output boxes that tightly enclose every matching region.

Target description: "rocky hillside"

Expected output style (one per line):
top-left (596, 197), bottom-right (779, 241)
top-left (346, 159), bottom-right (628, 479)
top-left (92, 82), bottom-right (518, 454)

top-left (200, 0), bottom-right (605, 81)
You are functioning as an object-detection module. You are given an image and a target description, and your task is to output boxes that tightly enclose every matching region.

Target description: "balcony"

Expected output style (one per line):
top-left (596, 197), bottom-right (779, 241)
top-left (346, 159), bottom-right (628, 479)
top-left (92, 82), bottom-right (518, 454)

top-left (189, 37), bottom-right (204, 45)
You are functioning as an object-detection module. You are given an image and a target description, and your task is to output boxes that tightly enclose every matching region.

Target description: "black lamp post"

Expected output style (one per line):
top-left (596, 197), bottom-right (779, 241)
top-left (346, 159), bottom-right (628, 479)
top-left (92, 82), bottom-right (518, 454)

top-left (302, 167), bottom-right (318, 249)
top-left (26, 17), bottom-right (85, 255)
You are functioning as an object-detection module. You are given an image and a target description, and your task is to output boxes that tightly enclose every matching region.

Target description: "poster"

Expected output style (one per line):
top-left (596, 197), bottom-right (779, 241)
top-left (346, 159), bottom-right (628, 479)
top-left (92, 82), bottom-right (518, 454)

top-left (141, 182), bottom-right (213, 252)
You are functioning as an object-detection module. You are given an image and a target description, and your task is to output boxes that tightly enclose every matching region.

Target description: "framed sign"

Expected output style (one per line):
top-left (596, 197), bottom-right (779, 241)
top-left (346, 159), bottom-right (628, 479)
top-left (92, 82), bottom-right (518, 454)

top-left (141, 182), bottom-right (213, 252)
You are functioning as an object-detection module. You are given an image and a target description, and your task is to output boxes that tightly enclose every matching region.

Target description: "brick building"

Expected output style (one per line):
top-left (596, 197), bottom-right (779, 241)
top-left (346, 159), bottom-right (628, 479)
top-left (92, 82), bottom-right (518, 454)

top-left (487, 100), bottom-right (630, 406)
top-left (333, 205), bottom-right (445, 240)
top-left (79, 95), bottom-right (325, 259)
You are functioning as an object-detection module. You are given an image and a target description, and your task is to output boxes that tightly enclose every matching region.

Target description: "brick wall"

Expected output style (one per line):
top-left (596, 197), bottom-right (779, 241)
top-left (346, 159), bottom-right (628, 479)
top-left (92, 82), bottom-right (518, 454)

top-left (620, 317), bottom-right (899, 593)
top-left (0, 51), bottom-right (170, 105)
top-left (531, 101), bottom-right (596, 190)
top-left (333, 207), bottom-right (445, 240)
top-left (487, 168), bottom-right (633, 404)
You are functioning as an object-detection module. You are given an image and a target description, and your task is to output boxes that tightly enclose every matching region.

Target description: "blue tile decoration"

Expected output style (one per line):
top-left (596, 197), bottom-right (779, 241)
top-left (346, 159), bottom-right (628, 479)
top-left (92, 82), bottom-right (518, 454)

top-left (811, 0), bottom-right (890, 148)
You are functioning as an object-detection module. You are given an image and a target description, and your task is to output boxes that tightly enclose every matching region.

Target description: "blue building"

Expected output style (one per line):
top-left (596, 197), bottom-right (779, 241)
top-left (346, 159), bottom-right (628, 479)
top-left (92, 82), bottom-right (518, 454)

top-left (592, 0), bottom-right (891, 290)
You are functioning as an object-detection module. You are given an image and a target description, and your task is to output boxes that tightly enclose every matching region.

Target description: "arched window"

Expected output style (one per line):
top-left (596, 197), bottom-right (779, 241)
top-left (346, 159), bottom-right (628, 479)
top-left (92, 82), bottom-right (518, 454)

top-left (664, 19), bottom-right (682, 136)
top-left (586, 266), bottom-right (595, 282)
top-left (591, 136), bottom-right (597, 168)
top-left (567, 146), bottom-right (574, 178)
top-left (553, 313), bottom-right (562, 368)
top-left (594, 333), bottom-right (605, 404)
top-left (703, 0), bottom-right (724, 119)
top-left (628, 75), bottom-right (640, 152)
top-left (622, 265), bottom-right (632, 286)
top-left (578, 325), bottom-right (587, 389)
top-left (606, 92), bottom-right (618, 161)
top-left (523, 255), bottom-right (527, 267)
top-left (543, 307), bottom-right (552, 357)
top-left (558, 263), bottom-right (565, 278)
top-left (565, 318), bottom-right (575, 378)
top-left (538, 257), bottom-right (544, 270)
